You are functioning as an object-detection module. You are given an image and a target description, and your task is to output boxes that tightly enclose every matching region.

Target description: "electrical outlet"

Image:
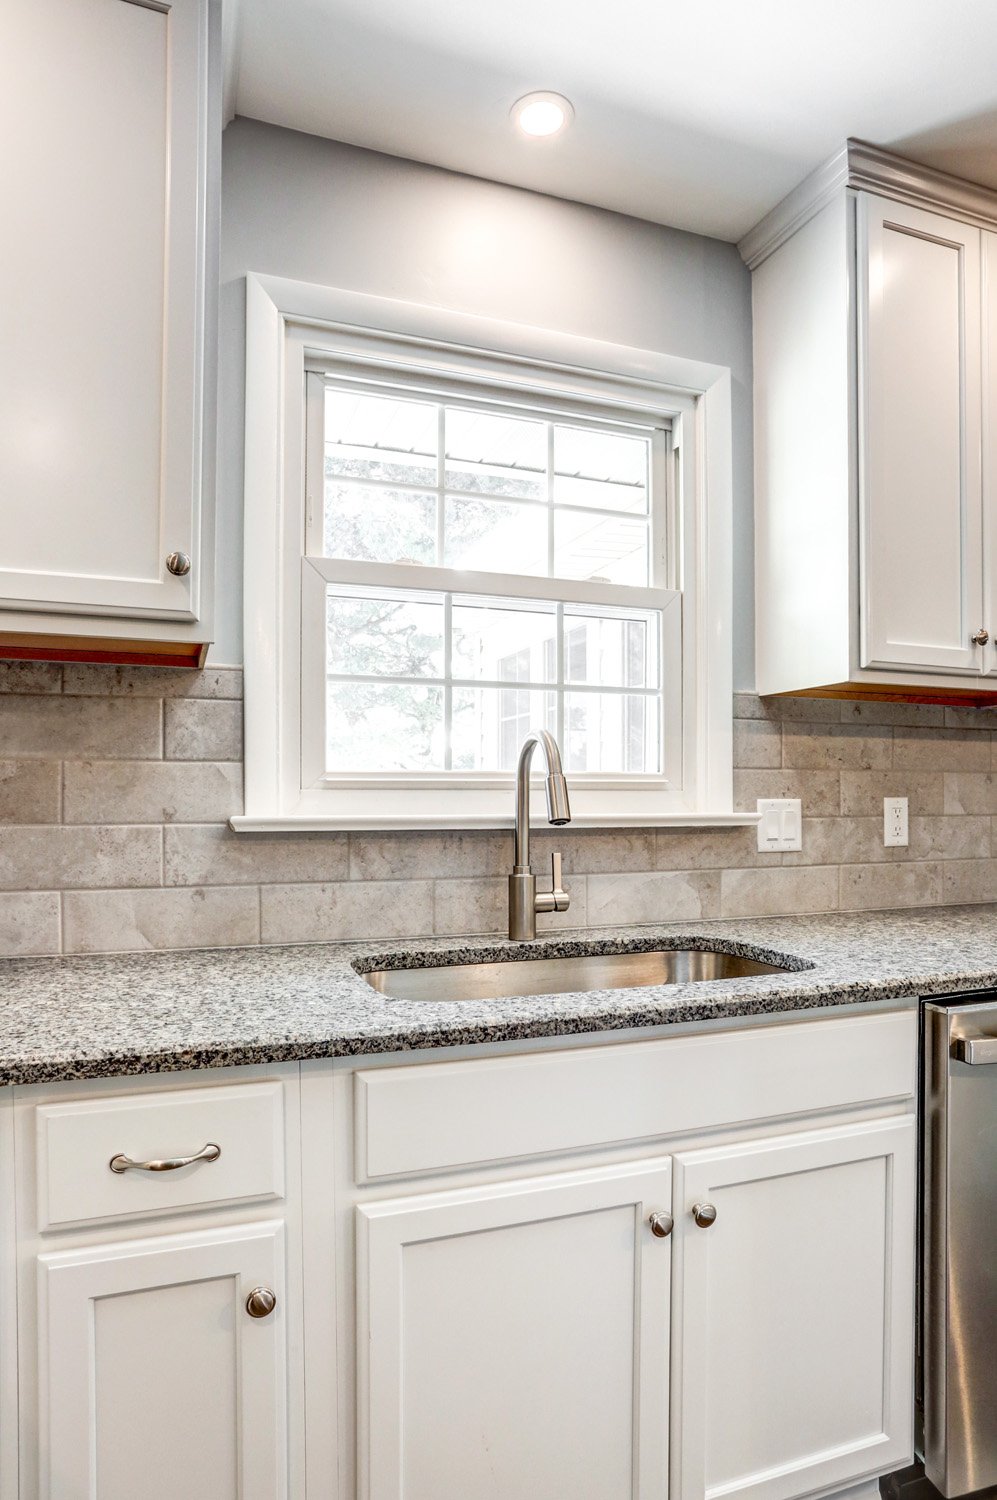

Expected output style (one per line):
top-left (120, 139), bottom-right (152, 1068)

top-left (756, 798), bottom-right (802, 852)
top-left (884, 796), bottom-right (909, 847)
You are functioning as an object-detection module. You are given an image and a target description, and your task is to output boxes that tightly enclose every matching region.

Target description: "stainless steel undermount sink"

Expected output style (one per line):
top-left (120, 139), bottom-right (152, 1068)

top-left (361, 946), bottom-right (798, 1002)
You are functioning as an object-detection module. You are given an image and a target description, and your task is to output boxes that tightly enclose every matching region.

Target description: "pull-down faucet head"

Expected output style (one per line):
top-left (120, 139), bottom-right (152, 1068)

top-left (514, 729), bottom-right (571, 870)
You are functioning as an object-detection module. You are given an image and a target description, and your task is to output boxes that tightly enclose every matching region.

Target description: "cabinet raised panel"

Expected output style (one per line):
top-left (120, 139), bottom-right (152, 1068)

top-left (0, 0), bottom-right (215, 630)
top-left (37, 1220), bottom-right (287, 1500)
top-left (356, 1161), bottom-right (673, 1500)
top-left (670, 1117), bottom-right (915, 1500)
top-left (859, 195), bottom-right (982, 673)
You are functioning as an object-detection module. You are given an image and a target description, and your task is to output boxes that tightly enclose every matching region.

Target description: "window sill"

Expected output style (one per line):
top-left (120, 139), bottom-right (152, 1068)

top-left (229, 813), bottom-right (761, 833)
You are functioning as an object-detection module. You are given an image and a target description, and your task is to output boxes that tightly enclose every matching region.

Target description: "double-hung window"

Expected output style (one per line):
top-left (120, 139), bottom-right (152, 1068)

top-left (238, 277), bottom-right (735, 829)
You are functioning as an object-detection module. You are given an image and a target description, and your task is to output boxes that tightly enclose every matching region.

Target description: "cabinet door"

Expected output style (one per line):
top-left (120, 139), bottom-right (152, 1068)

top-left (37, 1220), bottom-right (287, 1500)
top-left (357, 1161), bottom-right (673, 1500)
top-left (858, 193), bottom-right (982, 673)
top-left (671, 1117), bottom-right (915, 1500)
top-left (0, 0), bottom-right (214, 622)
top-left (982, 231), bottom-right (997, 675)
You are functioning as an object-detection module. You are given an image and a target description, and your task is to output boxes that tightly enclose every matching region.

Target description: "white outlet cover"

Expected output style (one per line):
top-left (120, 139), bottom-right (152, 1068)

top-left (756, 798), bottom-right (802, 852)
top-left (883, 796), bottom-right (909, 847)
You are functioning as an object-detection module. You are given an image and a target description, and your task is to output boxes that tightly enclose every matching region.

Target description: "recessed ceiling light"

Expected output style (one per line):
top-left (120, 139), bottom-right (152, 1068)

top-left (512, 91), bottom-right (574, 139)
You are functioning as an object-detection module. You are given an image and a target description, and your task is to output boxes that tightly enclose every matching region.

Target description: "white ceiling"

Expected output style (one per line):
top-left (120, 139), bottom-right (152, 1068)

top-left (229, 0), bottom-right (997, 243)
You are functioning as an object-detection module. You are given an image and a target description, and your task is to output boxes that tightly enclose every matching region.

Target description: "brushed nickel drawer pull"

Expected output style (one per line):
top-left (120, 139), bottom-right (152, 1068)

top-left (648, 1211), bottom-right (674, 1238)
top-left (109, 1142), bottom-right (222, 1175)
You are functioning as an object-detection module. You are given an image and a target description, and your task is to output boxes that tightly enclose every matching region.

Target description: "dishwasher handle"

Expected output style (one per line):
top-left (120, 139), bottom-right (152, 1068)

top-left (952, 1036), bottom-right (997, 1065)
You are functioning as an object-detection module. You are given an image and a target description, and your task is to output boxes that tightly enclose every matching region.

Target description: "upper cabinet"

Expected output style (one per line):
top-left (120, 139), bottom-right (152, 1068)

top-left (743, 140), bottom-right (997, 702)
top-left (0, 0), bottom-right (220, 666)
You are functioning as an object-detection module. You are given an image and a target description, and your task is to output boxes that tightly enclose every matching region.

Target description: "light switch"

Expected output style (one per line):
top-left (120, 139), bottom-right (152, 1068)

top-left (756, 798), bottom-right (803, 852)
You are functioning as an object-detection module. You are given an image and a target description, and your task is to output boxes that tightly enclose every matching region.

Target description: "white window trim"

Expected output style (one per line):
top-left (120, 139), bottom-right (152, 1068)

top-left (235, 272), bottom-right (747, 831)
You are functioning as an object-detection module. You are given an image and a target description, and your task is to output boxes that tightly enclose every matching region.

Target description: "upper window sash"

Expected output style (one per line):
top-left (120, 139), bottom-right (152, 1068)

top-left (303, 366), bottom-right (674, 593)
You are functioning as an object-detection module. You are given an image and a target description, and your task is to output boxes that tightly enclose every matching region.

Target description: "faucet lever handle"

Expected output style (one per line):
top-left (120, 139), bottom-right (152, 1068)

top-left (550, 852), bottom-right (570, 913)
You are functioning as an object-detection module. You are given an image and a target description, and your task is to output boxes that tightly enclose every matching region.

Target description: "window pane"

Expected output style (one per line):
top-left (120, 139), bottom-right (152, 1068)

top-left (445, 408), bottom-right (546, 500)
top-left (564, 692), bottom-right (660, 773)
top-left (444, 496), bottom-right (547, 575)
top-left (326, 594), bottom-right (444, 678)
top-left (323, 484), bottom-right (436, 565)
top-left (553, 425), bottom-right (649, 513)
top-left (326, 682), bottom-right (444, 772)
top-left (563, 610), bottom-right (659, 688)
top-left (452, 601), bottom-right (558, 683)
top-left (554, 511), bottom-right (649, 584)
top-left (452, 687), bottom-right (555, 773)
top-left (325, 389), bottom-right (437, 487)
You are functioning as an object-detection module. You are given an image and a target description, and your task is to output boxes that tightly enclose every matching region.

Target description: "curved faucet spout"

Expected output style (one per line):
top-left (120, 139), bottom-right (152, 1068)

top-left (514, 729), bottom-right (571, 873)
top-left (509, 729), bottom-right (572, 940)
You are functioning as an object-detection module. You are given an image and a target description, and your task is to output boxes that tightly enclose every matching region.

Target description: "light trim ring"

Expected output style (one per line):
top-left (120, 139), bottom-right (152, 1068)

top-left (512, 91), bottom-right (574, 139)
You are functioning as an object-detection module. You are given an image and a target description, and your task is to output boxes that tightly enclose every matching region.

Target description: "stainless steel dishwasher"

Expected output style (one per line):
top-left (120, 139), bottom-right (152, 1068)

top-left (922, 993), bottom-right (997, 1498)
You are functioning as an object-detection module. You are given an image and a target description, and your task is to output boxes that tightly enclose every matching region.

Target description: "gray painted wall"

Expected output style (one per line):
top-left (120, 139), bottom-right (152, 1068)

top-left (218, 116), bottom-right (754, 686)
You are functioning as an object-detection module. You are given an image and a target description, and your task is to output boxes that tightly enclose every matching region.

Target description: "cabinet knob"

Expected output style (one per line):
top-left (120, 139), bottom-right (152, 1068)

top-left (692, 1202), bottom-right (718, 1229)
top-left (972, 628), bottom-right (990, 646)
top-left (648, 1211), bottom-right (674, 1238)
top-left (166, 551), bottom-right (192, 577)
top-left (245, 1286), bottom-right (277, 1319)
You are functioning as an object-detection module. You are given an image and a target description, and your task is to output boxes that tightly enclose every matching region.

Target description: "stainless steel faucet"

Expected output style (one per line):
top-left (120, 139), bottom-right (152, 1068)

top-left (508, 729), bottom-right (571, 941)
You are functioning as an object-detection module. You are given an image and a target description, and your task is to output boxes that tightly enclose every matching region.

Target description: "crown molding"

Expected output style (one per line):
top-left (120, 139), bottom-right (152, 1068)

top-left (738, 138), bottom-right (997, 270)
top-left (737, 145), bottom-right (850, 270)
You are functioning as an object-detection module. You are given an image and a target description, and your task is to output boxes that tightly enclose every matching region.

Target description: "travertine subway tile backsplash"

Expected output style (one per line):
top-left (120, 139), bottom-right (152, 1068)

top-left (1, 661), bottom-right (996, 956)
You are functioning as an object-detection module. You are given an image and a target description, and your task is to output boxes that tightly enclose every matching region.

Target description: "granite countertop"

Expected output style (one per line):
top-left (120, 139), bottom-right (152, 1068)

top-left (2, 903), bottom-right (997, 1086)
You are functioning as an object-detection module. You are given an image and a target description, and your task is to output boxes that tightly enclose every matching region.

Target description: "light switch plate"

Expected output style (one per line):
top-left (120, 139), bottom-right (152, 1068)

top-left (756, 798), bottom-right (803, 852)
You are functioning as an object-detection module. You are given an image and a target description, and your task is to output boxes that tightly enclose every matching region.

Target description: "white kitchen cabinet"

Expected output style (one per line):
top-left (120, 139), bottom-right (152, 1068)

top-left (744, 139), bottom-right (997, 701)
top-left (7, 1013), bottom-right (918, 1500)
top-left (670, 1117), bottom-right (916, 1500)
top-left (982, 230), bottom-right (997, 677)
top-left (355, 1161), bottom-right (673, 1500)
top-left (343, 1009), bottom-right (918, 1500)
top-left (0, 0), bottom-right (219, 662)
top-left (37, 1221), bottom-right (287, 1500)
top-left (13, 1066), bottom-right (303, 1500)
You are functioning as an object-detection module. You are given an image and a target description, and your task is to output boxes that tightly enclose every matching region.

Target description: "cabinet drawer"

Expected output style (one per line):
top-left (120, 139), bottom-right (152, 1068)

top-left (35, 1081), bottom-right (286, 1230)
top-left (354, 1009), bottom-right (917, 1182)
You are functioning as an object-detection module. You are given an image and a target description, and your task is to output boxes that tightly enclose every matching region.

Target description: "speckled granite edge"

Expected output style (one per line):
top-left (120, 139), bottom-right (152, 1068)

top-left (2, 904), bottom-right (997, 1086)
top-left (350, 931), bottom-right (817, 975)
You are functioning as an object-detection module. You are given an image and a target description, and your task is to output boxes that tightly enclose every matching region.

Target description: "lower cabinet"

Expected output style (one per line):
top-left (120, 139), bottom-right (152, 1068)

top-left (355, 1115), bottom-right (916, 1500)
top-left (11, 1015), bottom-right (919, 1500)
top-left (356, 1161), bottom-right (674, 1500)
top-left (670, 1118), bottom-right (916, 1500)
top-left (36, 1219), bottom-right (288, 1500)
